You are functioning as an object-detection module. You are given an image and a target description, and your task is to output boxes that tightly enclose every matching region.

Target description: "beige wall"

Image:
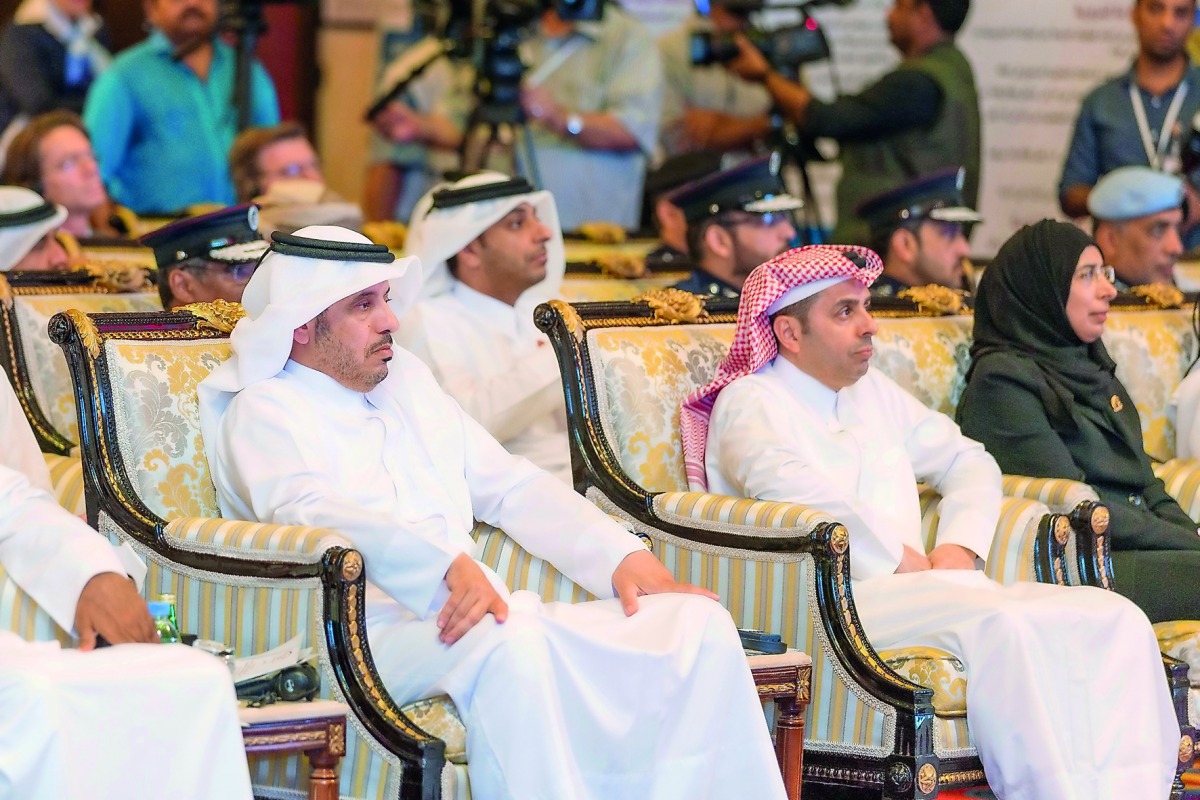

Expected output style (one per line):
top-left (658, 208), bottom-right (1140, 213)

top-left (316, 27), bottom-right (379, 207)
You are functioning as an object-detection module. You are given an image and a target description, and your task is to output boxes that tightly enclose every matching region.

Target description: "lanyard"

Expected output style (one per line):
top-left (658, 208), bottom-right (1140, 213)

top-left (1129, 79), bottom-right (1189, 170)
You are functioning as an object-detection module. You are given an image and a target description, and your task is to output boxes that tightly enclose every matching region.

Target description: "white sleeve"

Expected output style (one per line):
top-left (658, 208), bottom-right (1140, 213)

top-left (709, 381), bottom-right (906, 578)
top-left (400, 312), bottom-right (564, 443)
top-left (454, 403), bottom-right (644, 599)
top-left (0, 372), bottom-right (52, 495)
top-left (214, 391), bottom-right (462, 619)
top-left (1174, 368), bottom-right (1200, 460)
top-left (885, 376), bottom-right (1001, 560)
top-left (0, 464), bottom-right (126, 633)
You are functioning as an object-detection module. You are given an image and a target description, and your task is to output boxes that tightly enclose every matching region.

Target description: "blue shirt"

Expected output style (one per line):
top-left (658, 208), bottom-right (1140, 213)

top-left (83, 31), bottom-right (279, 214)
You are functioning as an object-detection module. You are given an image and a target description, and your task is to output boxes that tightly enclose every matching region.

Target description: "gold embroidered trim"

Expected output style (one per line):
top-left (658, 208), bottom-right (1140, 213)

top-left (0, 273), bottom-right (10, 310)
top-left (243, 730), bottom-right (327, 748)
top-left (77, 261), bottom-right (152, 292)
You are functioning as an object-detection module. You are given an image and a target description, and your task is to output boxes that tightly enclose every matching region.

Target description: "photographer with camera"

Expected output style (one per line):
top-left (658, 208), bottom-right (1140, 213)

top-left (81, 0), bottom-right (280, 214)
top-left (371, 0), bottom-right (662, 231)
top-left (723, 0), bottom-right (978, 246)
top-left (657, 0), bottom-right (773, 158)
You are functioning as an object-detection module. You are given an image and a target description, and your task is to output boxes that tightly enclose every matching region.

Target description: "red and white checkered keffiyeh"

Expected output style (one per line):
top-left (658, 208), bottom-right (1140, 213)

top-left (679, 244), bottom-right (883, 491)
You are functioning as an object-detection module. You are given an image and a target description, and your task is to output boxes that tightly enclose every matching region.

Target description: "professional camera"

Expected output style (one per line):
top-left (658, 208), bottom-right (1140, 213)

top-left (690, 21), bottom-right (829, 70)
top-left (690, 0), bottom-right (852, 72)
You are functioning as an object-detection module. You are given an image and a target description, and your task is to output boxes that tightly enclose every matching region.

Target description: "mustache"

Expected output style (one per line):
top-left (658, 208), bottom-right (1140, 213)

top-left (369, 335), bottom-right (393, 354)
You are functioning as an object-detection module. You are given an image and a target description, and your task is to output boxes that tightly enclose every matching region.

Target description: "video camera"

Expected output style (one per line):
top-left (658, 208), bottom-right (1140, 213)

top-left (690, 0), bottom-right (852, 72)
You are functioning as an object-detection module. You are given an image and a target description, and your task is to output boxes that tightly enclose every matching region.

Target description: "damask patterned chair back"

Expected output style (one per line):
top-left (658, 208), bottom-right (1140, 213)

top-left (584, 320), bottom-right (735, 493)
top-left (0, 269), bottom-right (160, 454)
top-left (870, 315), bottom-right (973, 417)
top-left (1101, 308), bottom-right (1196, 462)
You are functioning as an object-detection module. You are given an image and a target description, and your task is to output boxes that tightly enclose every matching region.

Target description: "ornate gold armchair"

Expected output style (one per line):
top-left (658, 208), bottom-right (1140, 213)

top-left (533, 295), bottom-right (1140, 798)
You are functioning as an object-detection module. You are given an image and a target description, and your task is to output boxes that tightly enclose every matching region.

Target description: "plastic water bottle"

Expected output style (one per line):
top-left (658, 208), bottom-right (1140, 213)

top-left (148, 600), bottom-right (180, 644)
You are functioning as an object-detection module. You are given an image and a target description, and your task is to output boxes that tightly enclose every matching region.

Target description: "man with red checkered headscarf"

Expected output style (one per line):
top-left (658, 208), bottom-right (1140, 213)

top-left (682, 245), bottom-right (1181, 800)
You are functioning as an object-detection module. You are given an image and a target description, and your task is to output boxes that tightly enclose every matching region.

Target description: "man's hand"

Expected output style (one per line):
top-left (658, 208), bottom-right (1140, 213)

top-left (929, 544), bottom-right (978, 571)
top-left (667, 108), bottom-right (722, 152)
top-left (612, 549), bottom-right (718, 616)
top-left (894, 545), bottom-right (932, 574)
top-left (375, 102), bottom-right (428, 144)
top-left (725, 33), bottom-right (772, 83)
top-left (438, 554), bottom-right (509, 645)
top-left (74, 572), bottom-right (158, 651)
top-left (521, 86), bottom-right (567, 136)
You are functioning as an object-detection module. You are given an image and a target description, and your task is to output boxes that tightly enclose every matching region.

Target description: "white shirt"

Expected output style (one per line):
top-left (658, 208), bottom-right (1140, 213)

top-left (1, 370), bottom-right (52, 494)
top-left (209, 352), bottom-right (640, 620)
top-left (398, 281), bottom-right (572, 483)
top-left (705, 359), bottom-right (1000, 581)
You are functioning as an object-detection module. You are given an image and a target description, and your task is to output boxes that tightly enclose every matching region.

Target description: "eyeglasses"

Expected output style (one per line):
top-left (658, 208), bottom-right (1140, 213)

top-left (185, 261), bottom-right (258, 282)
top-left (1074, 264), bottom-right (1117, 284)
top-left (264, 160), bottom-right (321, 180)
top-left (720, 211), bottom-right (795, 228)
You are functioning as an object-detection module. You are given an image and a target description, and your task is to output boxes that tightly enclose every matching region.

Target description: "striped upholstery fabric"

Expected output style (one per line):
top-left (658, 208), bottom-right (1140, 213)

top-left (164, 517), bottom-right (350, 561)
top-left (1155, 459), bottom-right (1200, 522)
top-left (475, 522), bottom-right (597, 604)
top-left (920, 489), bottom-right (1050, 585)
top-left (656, 491), bottom-right (834, 530)
top-left (1000, 475), bottom-right (1098, 514)
top-left (13, 292), bottom-right (161, 443)
top-left (43, 452), bottom-right (85, 517)
top-left (0, 563), bottom-right (72, 647)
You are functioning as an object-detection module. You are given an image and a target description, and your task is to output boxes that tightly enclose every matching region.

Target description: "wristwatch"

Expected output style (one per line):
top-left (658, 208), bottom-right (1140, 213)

top-left (565, 113), bottom-right (584, 137)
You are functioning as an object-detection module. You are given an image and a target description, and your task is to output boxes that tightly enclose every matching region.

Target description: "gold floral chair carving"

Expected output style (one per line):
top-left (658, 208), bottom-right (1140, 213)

top-left (534, 296), bottom-right (1154, 798)
top-left (48, 305), bottom-right (811, 800)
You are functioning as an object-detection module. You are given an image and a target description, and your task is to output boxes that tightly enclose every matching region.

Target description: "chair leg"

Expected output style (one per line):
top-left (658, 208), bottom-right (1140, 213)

top-left (307, 748), bottom-right (340, 800)
top-left (775, 696), bottom-right (805, 800)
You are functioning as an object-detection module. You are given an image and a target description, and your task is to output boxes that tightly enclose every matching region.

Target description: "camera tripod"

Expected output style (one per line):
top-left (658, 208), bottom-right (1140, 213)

top-left (459, 97), bottom-right (544, 188)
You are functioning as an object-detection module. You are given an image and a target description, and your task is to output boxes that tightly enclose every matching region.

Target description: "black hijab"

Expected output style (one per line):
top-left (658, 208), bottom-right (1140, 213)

top-left (969, 219), bottom-right (1139, 443)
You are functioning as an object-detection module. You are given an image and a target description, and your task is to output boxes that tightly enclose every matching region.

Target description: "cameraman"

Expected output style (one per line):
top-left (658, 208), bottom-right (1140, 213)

top-left (372, 2), bottom-right (663, 231)
top-left (657, 0), bottom-right (773, 158)
top-left (724, 0), bottom-right (978, 245)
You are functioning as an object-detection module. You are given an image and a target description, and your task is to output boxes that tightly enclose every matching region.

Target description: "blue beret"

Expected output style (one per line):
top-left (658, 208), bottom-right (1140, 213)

top-left (1087, 167), bottom-right (1184, 221)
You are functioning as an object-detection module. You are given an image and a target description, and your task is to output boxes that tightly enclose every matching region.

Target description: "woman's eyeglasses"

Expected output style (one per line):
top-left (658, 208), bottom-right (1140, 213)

top-left (1074, 264), bottom-right (1116, 284)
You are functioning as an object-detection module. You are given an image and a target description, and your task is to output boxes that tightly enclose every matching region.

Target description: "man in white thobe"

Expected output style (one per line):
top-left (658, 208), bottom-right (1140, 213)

top-left (681, 245), bottom-right (1181, 800)
top-left (198, 225), bottom-right (786, 800)
top-left (0, 374), bottom-right (253, 800)
top-left (400, 172), bottom-right (571, 483)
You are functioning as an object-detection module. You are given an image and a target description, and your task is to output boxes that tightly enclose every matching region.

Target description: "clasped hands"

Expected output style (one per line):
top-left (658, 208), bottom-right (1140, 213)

top-left (436, 550), bottom-right (718, 645)
top-left (895, 543), bottom-right (978, 574)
